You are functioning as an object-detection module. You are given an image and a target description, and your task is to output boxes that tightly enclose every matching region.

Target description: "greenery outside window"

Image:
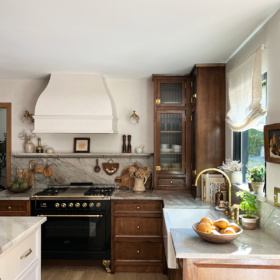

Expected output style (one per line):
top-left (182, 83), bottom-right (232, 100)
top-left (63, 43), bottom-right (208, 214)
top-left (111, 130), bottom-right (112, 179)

top-left (233, 72), bottom-right (267, 183)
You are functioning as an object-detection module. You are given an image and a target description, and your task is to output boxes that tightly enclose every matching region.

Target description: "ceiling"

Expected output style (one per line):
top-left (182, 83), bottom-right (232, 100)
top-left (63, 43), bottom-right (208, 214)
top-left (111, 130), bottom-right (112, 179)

top-left (1, 0), bottom-right (280, 79)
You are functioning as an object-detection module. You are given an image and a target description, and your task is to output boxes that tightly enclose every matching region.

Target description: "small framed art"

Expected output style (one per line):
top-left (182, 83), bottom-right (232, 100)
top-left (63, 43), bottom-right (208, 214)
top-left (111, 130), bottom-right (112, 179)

top-left (264, 123), bottom-right (280, 164)
top-left (74, 138), bottom-right (90, 153)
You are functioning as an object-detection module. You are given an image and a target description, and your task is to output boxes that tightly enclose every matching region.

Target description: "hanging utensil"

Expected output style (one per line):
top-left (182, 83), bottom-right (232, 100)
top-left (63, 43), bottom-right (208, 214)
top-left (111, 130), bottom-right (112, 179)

top-left (102, 159), bottom-right (119, 176)
top-left (44, 161), bottom-right (52, 177)
top-left (94, 159), bottom-right (101, 173)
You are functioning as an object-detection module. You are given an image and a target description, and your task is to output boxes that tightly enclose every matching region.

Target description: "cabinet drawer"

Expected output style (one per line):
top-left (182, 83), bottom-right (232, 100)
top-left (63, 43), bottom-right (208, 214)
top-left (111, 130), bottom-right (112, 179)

top-left (114, 201), bottom-right (162, 213)
top-left (115, 217), bottom-right (162, 236)
top-left (0, 200), bottom-right (29, 212)
top-left (0, 230), bottom-right (38, 280)
top-left (115, 242), bottom-right (163, 261)
top-left (158, 178), bottom-right (185, 187)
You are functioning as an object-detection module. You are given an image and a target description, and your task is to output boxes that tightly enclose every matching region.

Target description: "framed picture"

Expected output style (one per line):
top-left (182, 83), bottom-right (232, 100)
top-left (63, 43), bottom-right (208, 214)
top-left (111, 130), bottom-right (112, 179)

top-left (74, 138), bottom-right (90, 153)
top-left (264, 123), bottom-right (280, 164)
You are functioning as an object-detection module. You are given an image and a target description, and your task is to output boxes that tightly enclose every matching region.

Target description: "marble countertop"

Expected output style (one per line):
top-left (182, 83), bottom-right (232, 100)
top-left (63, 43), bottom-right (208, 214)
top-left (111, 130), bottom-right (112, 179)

top-left (0, 188), bottom-right (41, 200)
top-left (0, 217), bottom-right (47, 255)
top-left (112, 189), bottom-right (211, 208)
top-left (171, 227), bottom-right (280, 260)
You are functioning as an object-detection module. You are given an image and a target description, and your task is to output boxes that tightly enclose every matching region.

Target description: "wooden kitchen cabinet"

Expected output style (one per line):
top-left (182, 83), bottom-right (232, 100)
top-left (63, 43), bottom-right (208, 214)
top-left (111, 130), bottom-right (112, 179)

top-left (190, 64), bottom-right (226, 198)
top-left (153, 75), bottom-right (192, 190)
top-left (175, 258), bottom-right (280, 280)
top-left (111, 199), bottom-right (165, 273)
top-left (0, 200), bottom-right (31, 216)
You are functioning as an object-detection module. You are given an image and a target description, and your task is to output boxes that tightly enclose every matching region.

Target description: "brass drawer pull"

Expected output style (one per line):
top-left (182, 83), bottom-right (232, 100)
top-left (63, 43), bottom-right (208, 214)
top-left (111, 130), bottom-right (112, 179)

top-left (170, 181), bottom-right (173, 184)
top-left (136, 206), bottom-right (140, 210)
top-left (137, 250), bottom-right (140, 254)
top-left (20, 248), bottom-right (32, 259)
top-left (8, 206), bottom-right (12, 210)
top-left (137, 225), bottom-right (140, 229)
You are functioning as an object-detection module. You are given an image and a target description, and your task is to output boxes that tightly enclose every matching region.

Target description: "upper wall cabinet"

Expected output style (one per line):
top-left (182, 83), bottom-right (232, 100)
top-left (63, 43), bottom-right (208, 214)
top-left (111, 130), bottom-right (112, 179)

top-left (153, 75), bottom-right (192, 191)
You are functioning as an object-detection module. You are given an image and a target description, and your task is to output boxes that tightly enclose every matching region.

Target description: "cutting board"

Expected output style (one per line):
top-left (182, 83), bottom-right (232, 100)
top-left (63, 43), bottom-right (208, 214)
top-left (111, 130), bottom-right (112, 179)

top-left (17, 169), bottom-right (34, 188)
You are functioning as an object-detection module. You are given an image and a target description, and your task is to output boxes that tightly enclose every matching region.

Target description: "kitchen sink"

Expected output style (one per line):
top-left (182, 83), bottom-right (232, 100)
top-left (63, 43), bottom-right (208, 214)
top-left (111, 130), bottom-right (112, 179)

top-left (163, 208), bottom-right (219, 269)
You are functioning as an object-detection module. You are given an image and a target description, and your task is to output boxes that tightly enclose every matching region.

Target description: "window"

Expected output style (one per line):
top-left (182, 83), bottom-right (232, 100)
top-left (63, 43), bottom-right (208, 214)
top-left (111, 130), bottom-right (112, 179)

top-left (233, 72), bottom-right (267, 182)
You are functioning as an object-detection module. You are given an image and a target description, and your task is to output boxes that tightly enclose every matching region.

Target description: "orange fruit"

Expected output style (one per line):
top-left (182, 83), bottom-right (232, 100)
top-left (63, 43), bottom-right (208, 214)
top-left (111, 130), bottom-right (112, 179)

top-left (197, 222), bottom-right (212, 233)
top-left (200, 217), bottom-right (213, 226)
top-left (228, 223), bottom-right (240, 232)
top-left (222, 227), bottom-right (235, 235)
top-left (213, 218), bottom-right (229, 229)
top-left (211, 225), bottom-right (220, 231)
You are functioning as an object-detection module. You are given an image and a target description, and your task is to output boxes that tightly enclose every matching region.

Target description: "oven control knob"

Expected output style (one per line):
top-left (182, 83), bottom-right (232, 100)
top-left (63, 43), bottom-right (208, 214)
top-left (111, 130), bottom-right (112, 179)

top-left (89, 203), bottom-right (94, 208)
top-left (75, 202), bottom-right (80, 208)
top-left (82, 203), bottom-right (87, 208)
top-left (61, 203), bottom-right (66, 208)
top-left (68, 202), bottom-right (73, 208)
top-left (54, 203), bottom-right (60, 208)
top-left (96, 202), bottom-right (101, 208)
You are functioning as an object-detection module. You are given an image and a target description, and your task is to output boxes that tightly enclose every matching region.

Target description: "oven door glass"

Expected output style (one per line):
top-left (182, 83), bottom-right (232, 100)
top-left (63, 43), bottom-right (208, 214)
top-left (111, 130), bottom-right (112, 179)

top-left (42, 214), bottom-right (106, 251)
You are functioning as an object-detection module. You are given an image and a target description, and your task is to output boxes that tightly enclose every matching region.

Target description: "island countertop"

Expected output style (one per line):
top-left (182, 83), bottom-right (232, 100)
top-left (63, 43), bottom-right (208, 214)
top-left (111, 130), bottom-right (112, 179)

top-left (0, 216), bottom-right (46, 255)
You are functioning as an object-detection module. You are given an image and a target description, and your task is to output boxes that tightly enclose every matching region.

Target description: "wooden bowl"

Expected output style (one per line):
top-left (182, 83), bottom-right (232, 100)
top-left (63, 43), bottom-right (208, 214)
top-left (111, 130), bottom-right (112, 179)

top-left (7, 185), bottom-right (32, 193)
top-left (192, 222), bottom-right (243, 244)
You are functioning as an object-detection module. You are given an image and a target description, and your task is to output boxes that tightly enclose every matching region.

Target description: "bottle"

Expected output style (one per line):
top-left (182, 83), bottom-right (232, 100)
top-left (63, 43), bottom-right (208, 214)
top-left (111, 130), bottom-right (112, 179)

top-left (36, 138), bottom-right (43, 153)
top-left (215, 186), bottom-right (224, 207)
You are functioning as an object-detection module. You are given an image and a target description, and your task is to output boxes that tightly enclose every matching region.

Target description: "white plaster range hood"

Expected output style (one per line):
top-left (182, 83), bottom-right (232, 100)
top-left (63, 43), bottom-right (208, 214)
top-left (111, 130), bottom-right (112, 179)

top-left (33, 73), bottom-right (117, 133)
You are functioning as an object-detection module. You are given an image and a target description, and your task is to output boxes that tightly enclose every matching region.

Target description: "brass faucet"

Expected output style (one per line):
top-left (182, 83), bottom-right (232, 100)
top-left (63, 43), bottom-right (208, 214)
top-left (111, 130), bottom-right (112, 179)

top-left (193, 168), bottom-right (232, 210)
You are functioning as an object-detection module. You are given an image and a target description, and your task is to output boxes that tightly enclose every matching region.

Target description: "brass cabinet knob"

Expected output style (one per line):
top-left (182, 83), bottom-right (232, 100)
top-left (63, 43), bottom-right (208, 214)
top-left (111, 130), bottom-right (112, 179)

top-left (68, 203), bottom-right (73, 208)
top-left (89, 203), bottom-right (94, 208)
top-left (137, 225), bottom-right (140, 229)
top-left (137, 250), bottom-right (140, 254)
top-left (170, 180), bottom-right (173, 184)
top-left (82, 203), bottom-right (87, 208)
top-left (8, 206), bottom-right (12, 210)
top-left (54, 203), bottom-right (60, 208)
top-left (61, 203), bottom-right (66, 208)
top-left (75, 203), bottom-right (80, 208)
top-left (136, 206), bottom-right (140, 210)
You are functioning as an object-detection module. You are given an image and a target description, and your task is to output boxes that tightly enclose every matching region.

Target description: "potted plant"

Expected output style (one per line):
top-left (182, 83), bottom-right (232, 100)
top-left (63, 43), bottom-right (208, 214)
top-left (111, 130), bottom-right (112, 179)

top-left (236, 190), bottom-right (259, 230)
top-left (246, 166), bottom-right (265, 194)
top-left (218, 158), bottom-right (243, 184)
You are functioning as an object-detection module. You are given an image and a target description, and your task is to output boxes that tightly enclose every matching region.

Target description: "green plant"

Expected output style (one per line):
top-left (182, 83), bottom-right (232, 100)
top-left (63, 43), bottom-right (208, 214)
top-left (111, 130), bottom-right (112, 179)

top-left (236, 190), bottom-right (258, 217)
top-left (246, 166), bottom-right (265, 182)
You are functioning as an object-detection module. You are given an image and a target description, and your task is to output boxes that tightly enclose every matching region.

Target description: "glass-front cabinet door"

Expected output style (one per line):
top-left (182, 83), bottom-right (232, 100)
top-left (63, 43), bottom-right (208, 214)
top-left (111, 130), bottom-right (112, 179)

top-left (155, 78), bottom-right (186, 107)
top-left (156, 110), bottom-right (185, 173)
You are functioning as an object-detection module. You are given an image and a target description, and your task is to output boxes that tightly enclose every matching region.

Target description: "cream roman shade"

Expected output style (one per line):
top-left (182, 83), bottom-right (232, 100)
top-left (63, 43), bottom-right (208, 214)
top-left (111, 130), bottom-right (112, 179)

top-left (226, 48), bottom-right (266, 131)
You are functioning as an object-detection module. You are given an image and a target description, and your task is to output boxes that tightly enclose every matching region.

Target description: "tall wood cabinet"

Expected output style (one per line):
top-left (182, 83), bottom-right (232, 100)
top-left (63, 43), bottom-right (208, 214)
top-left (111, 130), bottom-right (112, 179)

top-left (190, 64), bottom-right (226, 198)
top-left (153, 65), bottom-right (225, 194)
top-left (153, 75), bottom-right (192, 190)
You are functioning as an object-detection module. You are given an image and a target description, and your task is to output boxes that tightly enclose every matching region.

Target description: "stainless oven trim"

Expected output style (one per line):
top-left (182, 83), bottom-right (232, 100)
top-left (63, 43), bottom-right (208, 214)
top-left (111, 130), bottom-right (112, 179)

top-left (38, 214), bottom-right (103, 218)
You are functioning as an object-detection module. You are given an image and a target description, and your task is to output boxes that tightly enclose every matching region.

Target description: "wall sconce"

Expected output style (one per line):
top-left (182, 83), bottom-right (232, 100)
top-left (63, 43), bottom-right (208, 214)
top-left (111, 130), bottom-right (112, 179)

top-left (24, 110), bottom-right (34, 122)
top-left (130, 110), bottom-right (140, 124)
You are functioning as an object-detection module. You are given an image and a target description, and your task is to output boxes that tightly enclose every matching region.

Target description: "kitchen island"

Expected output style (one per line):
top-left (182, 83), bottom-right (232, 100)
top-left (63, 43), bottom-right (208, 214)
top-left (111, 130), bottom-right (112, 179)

top-left (0, 216), bottom-right (46, 280)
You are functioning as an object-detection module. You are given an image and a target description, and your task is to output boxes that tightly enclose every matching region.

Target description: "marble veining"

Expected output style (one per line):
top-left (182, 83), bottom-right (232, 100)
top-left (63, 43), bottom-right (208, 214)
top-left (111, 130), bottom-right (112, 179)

top-left (11, 156), bottom-right (153, 188)
top-left (0, 217), bottom-right (46, 255)
top-left (171, 227), bottom-right (280, 260)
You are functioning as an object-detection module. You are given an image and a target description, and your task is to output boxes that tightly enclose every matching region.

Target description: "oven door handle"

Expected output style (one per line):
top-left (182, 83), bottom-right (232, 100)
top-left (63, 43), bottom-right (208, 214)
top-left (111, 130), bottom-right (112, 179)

top-left (38, 214), bottom-right (103, 218)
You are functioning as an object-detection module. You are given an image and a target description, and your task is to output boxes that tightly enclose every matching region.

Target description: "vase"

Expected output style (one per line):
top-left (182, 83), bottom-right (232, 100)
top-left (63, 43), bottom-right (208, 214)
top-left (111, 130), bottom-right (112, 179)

top-left (24, 140), bottom-right (35, 153)
top-left (251, 182), bottom-right (264, 194)
top-left (231, 171), bottom-right (242, 185)
top-left (133, 177), bottom-right (147, 192)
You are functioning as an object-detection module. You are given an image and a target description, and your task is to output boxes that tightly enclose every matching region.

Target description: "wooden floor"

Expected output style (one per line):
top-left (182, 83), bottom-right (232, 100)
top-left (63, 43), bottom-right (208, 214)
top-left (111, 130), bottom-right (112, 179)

top-left (42, 262), bottom-right (168, 280)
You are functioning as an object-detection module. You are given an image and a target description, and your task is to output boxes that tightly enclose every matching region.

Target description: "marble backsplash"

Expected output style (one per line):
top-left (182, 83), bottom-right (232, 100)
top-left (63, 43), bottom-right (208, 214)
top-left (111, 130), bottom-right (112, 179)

top-left (11, 155), bottom-right (154, 188)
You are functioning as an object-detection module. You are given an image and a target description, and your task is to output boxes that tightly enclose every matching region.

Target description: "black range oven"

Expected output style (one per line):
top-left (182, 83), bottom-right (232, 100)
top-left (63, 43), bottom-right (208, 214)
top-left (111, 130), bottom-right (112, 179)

top-left (31, 183), bottom-right (114, 264)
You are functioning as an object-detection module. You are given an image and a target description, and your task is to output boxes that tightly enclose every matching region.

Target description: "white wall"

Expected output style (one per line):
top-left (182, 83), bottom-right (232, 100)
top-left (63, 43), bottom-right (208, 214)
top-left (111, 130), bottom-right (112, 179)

top-left (226, 9), bottom-right (280, 203)
top-left (0, 77), bottom-right (154, 153)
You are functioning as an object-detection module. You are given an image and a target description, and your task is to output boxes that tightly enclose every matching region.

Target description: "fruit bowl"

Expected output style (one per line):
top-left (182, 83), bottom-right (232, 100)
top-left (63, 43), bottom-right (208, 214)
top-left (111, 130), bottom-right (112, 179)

top-left (192, 222), bottom-right (243, 244)
top-left (7, 185), bottom-right (32, 193)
